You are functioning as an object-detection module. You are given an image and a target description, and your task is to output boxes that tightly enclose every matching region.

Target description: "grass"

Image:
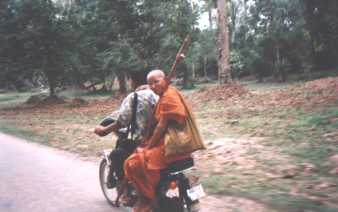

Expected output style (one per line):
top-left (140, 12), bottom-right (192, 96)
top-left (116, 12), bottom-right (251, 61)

top-left (203, 174), bottom-right (338, 212)
top-left (240, 80), bottom-right (299, 92)
top-left (1, 80), bottom-right (338, 211)
top-left (282, 107), bottom-right (338, 160)
top-left (308, 107), bottom-right (338, 127)
top-left (0, 92), bottom-right (33, 109)
top-left (201, 172), bottom-right (338, 211)
top-left (60, 89), bottom-right (115, 100)
top-left (0, 119), bottom-right (51, 144)
top-left (194, 102), bottom-right (338, 211)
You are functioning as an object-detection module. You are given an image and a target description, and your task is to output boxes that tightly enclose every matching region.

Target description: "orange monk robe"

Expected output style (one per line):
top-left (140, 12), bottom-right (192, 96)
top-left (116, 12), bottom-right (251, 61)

top-left (124, 86), bottom-right (191, 200)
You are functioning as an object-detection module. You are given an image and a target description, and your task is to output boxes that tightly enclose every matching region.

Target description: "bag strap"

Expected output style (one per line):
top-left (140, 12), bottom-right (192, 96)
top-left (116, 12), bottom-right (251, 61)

top-left (129, 92), bottom-right (138, 140)
top-left (143, 97), bottom-right (158, 142)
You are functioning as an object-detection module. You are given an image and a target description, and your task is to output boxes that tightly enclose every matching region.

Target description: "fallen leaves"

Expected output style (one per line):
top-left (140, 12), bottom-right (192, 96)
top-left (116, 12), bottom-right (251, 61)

top-left (323, 131), bottom-right (338, 142)
top-left (328, 154), bottom-right (338, 166)
top-left (186, 83), bottom-right (250, 105)
top-left (314, 182), bottom-right (337, 190)
top-left (188, 77), bottom-right (338, 112)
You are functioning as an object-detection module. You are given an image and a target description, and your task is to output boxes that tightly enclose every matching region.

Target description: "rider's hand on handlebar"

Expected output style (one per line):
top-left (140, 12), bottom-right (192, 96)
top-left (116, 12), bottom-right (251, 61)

top-left (94, 125), bottom-right (108, 137)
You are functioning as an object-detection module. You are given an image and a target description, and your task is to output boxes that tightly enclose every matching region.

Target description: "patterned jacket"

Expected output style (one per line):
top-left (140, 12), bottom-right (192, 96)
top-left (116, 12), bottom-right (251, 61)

top-left (110, 89), bottom-right (158, 141)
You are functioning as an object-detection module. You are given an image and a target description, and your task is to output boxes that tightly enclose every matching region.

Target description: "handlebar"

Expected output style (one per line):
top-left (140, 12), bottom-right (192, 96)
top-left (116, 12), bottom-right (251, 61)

top-left (99, 117), bottom-right (115, 127)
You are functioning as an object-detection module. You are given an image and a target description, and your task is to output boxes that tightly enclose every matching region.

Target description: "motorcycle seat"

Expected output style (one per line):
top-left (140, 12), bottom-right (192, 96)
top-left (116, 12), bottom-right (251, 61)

top-left (163, 157), bottom-right (194, 173)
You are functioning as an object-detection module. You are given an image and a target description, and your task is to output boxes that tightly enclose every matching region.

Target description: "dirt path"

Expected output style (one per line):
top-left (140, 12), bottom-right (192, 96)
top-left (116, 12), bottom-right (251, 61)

top-left (0, 132), bottom-right (276, 212)
top-left (0, 133), bottom-right (127, 212)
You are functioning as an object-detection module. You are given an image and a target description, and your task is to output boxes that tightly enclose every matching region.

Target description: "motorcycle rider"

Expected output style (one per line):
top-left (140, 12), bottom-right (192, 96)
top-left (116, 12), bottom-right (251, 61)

top-left (94, 70), bottom-right (158, 191)
top-left (124, 69), bottom-right (203, 212)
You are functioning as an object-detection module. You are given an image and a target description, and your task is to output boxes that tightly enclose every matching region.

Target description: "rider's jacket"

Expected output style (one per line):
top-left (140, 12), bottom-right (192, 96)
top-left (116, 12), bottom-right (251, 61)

top-left (110, 89), bottom-right (158, 141)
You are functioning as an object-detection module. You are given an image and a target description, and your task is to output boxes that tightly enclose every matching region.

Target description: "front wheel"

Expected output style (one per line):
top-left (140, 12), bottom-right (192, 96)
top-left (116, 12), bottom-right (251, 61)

top-left (99, 158), bottom-right (119, 206)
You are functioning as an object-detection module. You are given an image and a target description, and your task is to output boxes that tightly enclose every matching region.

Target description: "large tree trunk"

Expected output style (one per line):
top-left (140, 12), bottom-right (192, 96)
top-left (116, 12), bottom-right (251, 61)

top-left (217, 0), bottom-right (231, 84)
top-left (46, 68), bottom-right (57, 97)
top-left (191, 63), bottom-right (196, 80)
top-left (229, 1), bottom-right (238, 46)
top-left (48, 78), bottom-right (56, 97)
top-left (117, 72), bottom-right (127, 93)
top-left (207, 0), bottom-right (213, 30)
top-left (182, 64), bottom-right (194, 89)
top-left (44, 55), bottom-right (57, 97)
top-left (275, 44), bottom-right (286, 82)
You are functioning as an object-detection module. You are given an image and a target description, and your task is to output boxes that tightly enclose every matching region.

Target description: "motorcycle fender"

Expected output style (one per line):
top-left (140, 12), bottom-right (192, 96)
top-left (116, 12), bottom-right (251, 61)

top-left (101, 149), bottom-right (111, 165)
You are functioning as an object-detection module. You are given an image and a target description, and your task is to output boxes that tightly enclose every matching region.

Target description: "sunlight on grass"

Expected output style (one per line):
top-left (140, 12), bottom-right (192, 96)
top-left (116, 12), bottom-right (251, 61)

top-left (60, 89), bottom-right (115, 101)
top-left (0, 119), bottom-right (49, 144)
top-left (0, 92), bottom-right (33, 108)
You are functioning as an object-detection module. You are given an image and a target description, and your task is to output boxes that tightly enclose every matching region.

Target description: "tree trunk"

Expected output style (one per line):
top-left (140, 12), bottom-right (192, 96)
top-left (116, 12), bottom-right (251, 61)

top-left (217, 0), bottom-right (231, 84)
top-left (182, 64), bottom-right (194, 89)
top-left (208, 1), bottom-right (213, 30)
top-left (275, 44), bottom-right (283, 82)
top-left (243, 0), bottom-right (248, 18)
top-left (191, 63), bottom-right (196, 80)
top-left (203, 57), bottom-right (208, 78)
top-left (117, 72), bottom-right (127, 93)
top-left (229, 1), bottom-right (238, 46)
top-left (46, 66), bottom-right (57, 97)
top-left (106, 75), bottom-right (115, 91)
top-left (307, 33), bottom-right (316, 79)
top-left (49, 83), bottom-right (55, 97)
top-left (182, 65), bottom-right (189, 88)
top-left (43, 55), bottom-right (57, 97)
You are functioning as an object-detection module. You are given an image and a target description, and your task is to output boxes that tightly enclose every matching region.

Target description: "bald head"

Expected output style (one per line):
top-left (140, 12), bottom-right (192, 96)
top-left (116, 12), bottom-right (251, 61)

top-left (147, 69), bottom-right (168, 96)
top-left (147, 69), bottom-right (165, 81)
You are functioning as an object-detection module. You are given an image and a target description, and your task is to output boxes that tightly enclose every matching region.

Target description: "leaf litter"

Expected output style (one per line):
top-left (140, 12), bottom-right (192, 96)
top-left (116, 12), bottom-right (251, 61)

top-left (1, 77), bottom-right (338, 211)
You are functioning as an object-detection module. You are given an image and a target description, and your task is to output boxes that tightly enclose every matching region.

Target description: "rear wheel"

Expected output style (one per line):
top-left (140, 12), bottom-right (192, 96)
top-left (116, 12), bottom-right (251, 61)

top-left (99, 159), bottom-right (119, 206)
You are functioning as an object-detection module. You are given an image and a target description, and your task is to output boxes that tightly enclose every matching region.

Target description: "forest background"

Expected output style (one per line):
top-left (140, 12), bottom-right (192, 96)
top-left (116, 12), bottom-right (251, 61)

top-left (1, 1), bottom-right (338, 211)
top-left (1, 0), bottom-right (338, 93)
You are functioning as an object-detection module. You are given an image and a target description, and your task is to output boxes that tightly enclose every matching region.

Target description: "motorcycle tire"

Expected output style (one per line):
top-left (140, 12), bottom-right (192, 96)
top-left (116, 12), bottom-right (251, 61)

top-left (99, 158), bottom-right (119, 206)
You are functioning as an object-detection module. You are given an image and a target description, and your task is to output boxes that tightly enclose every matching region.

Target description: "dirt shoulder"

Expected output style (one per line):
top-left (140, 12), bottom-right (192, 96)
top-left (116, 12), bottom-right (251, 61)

top-left (1, 77), bottom-right (338, 211)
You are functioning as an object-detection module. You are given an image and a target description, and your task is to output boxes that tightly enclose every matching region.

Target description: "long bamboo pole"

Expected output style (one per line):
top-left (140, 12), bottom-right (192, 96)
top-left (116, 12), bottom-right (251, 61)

top-left (166, 34), bottom-right (191, 84)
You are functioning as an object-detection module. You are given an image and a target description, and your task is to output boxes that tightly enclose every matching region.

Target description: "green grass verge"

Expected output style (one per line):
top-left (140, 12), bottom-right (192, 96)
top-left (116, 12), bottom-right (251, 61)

top-left (282, 107), bottom-right (338, 162)
top-left (198, 105), bottom-right (338, 211)
top-left (0, 120), bottom-right (51, 145)
top-left (0, 92), bottom-right (33, 109)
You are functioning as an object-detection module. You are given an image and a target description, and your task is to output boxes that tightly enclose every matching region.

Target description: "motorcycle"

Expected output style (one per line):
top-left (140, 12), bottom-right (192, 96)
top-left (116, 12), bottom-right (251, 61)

top-left (97, 117), bottom-right (205, 211)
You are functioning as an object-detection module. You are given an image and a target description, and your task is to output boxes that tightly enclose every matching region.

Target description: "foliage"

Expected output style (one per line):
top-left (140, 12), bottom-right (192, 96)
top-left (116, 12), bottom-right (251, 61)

top-left (302, 0), bottom-right (338, 69)
top-left (1, 0), bottom-right (338, 92)
top-left (227, 0), bottom-right (338, 82)
top-left (0, 0), bottom-right (74, 95)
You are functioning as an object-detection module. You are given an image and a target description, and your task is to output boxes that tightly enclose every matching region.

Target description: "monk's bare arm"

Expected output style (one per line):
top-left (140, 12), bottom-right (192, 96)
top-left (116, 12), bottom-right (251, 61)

top-left (147, 117), bottom-right (167, 148)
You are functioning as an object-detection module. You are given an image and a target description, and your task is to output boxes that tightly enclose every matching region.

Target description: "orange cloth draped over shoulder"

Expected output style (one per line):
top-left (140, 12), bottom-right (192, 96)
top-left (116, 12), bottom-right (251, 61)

top-left (124, 86), bottom-right (191, 200)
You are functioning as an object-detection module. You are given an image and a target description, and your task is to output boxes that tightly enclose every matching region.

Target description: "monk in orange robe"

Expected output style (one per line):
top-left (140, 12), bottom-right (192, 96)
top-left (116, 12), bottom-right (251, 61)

top-left (124, 69), bottom-right (192, 211)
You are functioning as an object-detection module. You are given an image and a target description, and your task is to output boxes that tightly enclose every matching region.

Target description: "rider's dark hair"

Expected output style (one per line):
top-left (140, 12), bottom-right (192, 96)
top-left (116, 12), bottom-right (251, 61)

top-left (129, 70), bottom-right (149, 87)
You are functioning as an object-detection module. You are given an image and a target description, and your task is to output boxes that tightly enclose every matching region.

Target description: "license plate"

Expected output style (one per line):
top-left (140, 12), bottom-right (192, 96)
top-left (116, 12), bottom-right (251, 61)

top-left (187, 184), bottom-right (205, 201)
top-left (166, 187), bottom-right (180, 198)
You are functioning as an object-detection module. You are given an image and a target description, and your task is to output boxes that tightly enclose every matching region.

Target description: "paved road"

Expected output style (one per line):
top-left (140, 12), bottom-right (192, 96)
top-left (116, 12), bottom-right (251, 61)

top-left (0, 133), bottom-right (128, 212)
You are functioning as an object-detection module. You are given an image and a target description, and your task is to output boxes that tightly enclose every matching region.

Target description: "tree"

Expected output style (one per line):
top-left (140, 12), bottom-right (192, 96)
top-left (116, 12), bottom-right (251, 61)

top-left (229, 0), bottom-right (315, 82)
top-left (303, 0), bottom-right (338, 69)
top-left (22, 0), bottom-right (71, 96)
top-left (0, 0), bottom-right (34, 90)
top-left (217, 0), bottom-right (232, 84)
top-left (0, 0), bottom-right (74, 95)
top-left (94, 0), bottom-right (197, 90)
